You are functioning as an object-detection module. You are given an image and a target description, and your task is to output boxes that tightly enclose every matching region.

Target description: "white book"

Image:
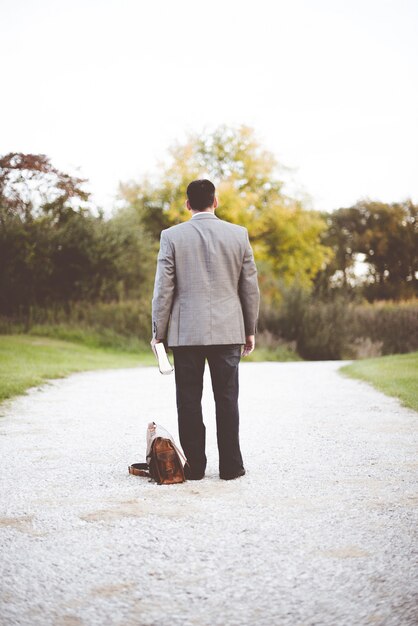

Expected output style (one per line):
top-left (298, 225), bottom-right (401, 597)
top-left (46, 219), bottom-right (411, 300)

top-left (154, 342), bottom-right (174, 375)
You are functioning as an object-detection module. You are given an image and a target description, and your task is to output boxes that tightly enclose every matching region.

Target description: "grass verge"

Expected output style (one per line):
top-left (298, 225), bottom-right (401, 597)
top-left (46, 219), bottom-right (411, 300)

top-left (0, 329), bottom-right (301, 406)
top-left (245, 345), bottom-right (302, 362)
top-left (0, 334), bottom-right (155, 405)
top-left (340, 351), bottom-right (418, 412)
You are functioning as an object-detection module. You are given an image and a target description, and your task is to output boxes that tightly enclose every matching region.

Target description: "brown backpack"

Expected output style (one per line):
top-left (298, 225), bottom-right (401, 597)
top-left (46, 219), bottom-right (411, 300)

top-left (129, 423), bottom-right (186, 485)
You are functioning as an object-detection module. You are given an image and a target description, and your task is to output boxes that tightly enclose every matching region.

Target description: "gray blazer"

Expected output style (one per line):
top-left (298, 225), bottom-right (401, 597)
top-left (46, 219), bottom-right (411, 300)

top-left (152, 212), bottom-right (260, 347)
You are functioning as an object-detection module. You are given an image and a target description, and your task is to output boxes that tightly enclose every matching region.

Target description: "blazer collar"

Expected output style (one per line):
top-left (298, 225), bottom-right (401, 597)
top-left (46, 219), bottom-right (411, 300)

top-left (191, 212), bottom-right (218, 219)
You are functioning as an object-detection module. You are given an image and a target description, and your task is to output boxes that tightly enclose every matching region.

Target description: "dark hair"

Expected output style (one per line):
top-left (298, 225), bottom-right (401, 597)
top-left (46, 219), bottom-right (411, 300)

top-left (186, 179), bottom-right (215, 211)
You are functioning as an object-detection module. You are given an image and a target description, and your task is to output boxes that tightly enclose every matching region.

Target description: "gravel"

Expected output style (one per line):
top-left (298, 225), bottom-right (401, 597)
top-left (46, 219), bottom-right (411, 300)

top-left (0, 360), bottom-right (417, 626)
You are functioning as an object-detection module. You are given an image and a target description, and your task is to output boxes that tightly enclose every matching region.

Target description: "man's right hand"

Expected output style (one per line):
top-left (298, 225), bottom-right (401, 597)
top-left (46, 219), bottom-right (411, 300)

top-left (150, 337), bottom-right (162, 357)
top-left (241, 335), bottom-right (255, 357)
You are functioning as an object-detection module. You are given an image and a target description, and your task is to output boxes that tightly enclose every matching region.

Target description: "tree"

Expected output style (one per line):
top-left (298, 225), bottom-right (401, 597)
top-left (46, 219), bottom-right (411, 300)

top-left (118, 125), bottom-right (332, 300)
top-left (357, 200), bottom-right (418, 300)
top-left (319, 200), bottom-right (418, 300)
top-left (0, 152), bottom-right (159, 314)
top-left (0, 152), bottom-right (90, 224)
top-left (0, 153), bottom-right (122, 312)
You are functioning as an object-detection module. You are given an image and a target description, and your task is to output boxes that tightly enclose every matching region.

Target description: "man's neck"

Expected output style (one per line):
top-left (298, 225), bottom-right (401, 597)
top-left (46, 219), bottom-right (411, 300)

top-left (191, 208), bottom-right (215, 216)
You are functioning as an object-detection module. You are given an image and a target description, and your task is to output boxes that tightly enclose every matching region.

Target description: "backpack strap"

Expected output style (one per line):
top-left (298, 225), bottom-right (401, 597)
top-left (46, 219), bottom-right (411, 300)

top-left (128, 462), bottom-right (150, 477)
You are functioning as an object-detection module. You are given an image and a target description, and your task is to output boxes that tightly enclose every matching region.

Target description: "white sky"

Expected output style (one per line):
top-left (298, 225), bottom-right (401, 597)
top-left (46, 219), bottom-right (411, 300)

top-left (1, 0), bottom-right (417, 214)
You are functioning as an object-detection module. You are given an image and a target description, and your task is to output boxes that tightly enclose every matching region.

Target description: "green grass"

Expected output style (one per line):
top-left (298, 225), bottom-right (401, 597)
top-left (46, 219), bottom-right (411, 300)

top-left (6, 324), bottom-right (302, 362)
top-left (340, 351), bottom-right (418, 412)
top-left (245, 345), bottom-right (302, 362)
top-left (15, 323), bottom-right (151, 353)
top-left (0, 329), bottom-right (301, 406)
top-left (0, 334), bottom-right (155, 405)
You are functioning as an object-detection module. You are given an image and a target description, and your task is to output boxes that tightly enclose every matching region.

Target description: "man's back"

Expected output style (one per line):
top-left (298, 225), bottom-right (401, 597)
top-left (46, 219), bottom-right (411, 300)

top-left (152, 212), bottom-right (259, 347)
top-left (151, 178), bottom-right (260, 481)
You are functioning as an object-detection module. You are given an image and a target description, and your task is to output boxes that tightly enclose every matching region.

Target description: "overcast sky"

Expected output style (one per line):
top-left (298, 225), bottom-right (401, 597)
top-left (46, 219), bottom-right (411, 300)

top-left (1, 0), bottom-right (417, 214)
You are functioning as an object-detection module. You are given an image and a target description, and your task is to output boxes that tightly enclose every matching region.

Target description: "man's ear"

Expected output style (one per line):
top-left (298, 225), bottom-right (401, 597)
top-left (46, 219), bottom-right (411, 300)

top-left (213, 196), bottom-right (218, 209)
top-left (186, 200), bottom-right (192, 212)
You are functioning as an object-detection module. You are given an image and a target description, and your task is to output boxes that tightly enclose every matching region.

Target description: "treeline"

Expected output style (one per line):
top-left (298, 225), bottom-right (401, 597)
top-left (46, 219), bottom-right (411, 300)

top-left (0, 153), bottom-right (155, 314)
top-left (261, 290), bottom-right (418, 360)
top-left (318, 200), bottom-right (417, 301)
top-left (1, 126), bottom-right (417, 359)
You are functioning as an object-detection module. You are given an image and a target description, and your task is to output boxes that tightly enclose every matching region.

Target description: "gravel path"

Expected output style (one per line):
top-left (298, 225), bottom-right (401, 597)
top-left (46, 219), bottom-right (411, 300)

top-left (0, 361), bottom-right (417, 626)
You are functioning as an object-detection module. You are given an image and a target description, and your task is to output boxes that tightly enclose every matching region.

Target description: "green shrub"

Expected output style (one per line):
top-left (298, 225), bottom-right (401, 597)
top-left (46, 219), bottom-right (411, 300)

top-left (296, 299), bottom-right (351, 360)
top-left (249, 330), bottom-right (300, 361)
top-left (0, 299), bottom-right (152, 351)
top-left (349, 300), bottom-right (418, 356)
top-left (259, 293), bottom-right (418, 360)
top-left (1, 297), bottom-right (417, 361)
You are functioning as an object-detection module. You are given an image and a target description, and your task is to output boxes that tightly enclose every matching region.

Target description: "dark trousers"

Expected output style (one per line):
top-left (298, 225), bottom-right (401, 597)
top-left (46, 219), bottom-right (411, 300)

top-left (171, 344), bottom-right (244, 477)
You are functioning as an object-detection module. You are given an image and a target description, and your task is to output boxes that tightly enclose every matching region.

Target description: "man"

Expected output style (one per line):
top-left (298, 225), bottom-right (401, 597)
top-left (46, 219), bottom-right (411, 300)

top-left (151, 179), bottom-right (260, 481)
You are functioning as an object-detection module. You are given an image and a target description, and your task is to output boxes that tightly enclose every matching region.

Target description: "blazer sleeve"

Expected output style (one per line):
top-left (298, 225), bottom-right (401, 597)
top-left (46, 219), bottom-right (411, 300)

top-left (151, 230), bottom-right (176, 340)
top-left (238, 229), bottom-right (260, 335)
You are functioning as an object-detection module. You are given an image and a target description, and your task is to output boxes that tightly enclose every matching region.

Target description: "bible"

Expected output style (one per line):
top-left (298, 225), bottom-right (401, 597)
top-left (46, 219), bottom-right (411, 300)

top-left (154, 342), bottom-right (174, 375)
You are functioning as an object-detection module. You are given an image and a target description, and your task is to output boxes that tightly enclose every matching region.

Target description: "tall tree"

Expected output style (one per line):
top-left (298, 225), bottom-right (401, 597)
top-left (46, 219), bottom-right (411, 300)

top-left (319, 200), bottom-right (418, 300)
top-left (118, 125), bottom-right (332, 298)
top-left (0, 152), bottom-right (90, 223)
top-left (0, 153), bottom-right (121, 311)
